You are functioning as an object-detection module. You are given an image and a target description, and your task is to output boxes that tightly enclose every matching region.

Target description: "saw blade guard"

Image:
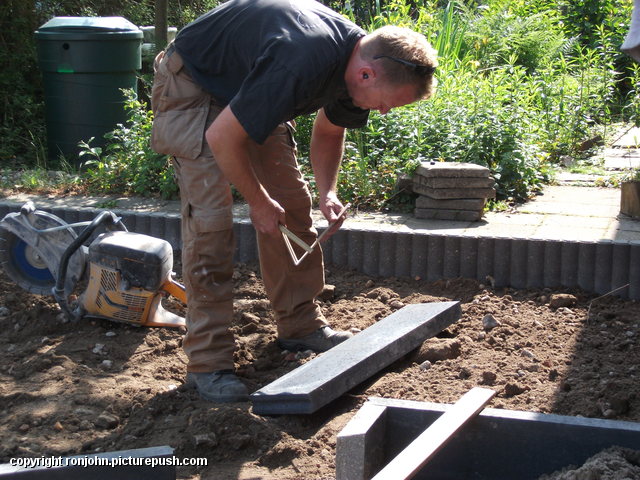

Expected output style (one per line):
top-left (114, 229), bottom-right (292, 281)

top-left (0, 202), bottom-right (86, 296)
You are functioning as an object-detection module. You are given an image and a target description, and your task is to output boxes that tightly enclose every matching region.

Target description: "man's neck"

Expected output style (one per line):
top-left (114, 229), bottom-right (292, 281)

top-left (344, 38), bottom-right (364, 94)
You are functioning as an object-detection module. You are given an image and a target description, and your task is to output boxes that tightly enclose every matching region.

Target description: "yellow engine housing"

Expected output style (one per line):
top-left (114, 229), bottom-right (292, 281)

top-left (77, 231), bottom-right (185, 327)
top-left (81, 263), bottom-right (158, 325)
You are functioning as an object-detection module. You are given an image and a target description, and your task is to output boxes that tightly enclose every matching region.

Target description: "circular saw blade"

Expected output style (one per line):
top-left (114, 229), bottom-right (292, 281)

top-left (0, 206), bottom-right (86, 297)
top-left (0, 228), bottom-right (55, 295)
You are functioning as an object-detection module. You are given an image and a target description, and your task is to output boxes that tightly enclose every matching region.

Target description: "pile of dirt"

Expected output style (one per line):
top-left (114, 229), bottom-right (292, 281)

top-left (1, 262), bottom-right (640, 479)
top-left (540, 446), bottom-right (640, 479)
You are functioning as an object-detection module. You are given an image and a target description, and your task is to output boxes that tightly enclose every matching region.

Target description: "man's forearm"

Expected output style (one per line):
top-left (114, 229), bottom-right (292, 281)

top-left (205, 106), bottom-right (285, 235)
top-left (310, 110), bottom-right (346, 201)
top-left (207, 129), bottom-right (267, 206)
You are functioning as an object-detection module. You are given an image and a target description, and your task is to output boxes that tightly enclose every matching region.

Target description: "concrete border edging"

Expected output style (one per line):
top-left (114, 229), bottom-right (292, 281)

top-left (323, 228), bottom-right (638, 300)
top-left (0, 200), bottom-right (637, 300)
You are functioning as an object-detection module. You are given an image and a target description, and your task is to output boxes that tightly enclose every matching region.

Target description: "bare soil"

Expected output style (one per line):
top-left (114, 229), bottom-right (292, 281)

top-left (1, 261), bottom-right (640, 479)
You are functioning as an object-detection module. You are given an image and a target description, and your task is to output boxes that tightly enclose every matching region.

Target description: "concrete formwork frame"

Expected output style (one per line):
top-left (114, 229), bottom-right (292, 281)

top-left (336, 397), bottom-right (640, 480)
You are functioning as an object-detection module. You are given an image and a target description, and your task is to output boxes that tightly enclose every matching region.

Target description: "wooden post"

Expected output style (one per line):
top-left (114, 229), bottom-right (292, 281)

top-left (155, 0), bottom-right (169, 53)
top-left (621, 181), bottom-right (640, 218)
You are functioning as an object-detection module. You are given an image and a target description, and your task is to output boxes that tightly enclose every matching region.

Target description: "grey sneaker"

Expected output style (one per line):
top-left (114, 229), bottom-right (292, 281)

top-left (185, 370), bottom-right (249, 403)
top-left (278, 326), bottom-right (353, 352)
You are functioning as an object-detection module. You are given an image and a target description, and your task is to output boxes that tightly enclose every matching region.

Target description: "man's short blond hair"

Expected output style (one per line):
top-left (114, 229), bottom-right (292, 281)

top-left (361, 25), bottom-right (438, 99)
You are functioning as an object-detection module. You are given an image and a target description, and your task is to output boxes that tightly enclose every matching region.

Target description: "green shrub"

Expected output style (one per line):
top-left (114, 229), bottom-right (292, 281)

top-left (359, 59), bottom-right (551, 201)
top-left (79, 89), bottom-right (178, 199)
top-left (463, 7), bottom-right (567, 72)
top-left (4, 0), bottom-right (639, 213)
top-left (0, 1), bottom-right (46, 166)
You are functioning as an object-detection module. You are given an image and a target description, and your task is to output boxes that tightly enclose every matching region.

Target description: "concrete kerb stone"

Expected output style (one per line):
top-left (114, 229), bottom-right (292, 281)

top-left (200, 222), bottom-right (640, 301)
top-left (0, 199), bottom-right (639, 300)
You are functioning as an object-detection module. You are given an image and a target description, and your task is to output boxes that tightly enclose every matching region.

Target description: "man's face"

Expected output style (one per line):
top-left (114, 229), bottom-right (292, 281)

top-left (349, 80), bottom-right (418, 115)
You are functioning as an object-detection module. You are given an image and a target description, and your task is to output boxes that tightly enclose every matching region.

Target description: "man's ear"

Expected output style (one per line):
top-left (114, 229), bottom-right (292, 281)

top-left (358, 66), bottom-right (375, 83)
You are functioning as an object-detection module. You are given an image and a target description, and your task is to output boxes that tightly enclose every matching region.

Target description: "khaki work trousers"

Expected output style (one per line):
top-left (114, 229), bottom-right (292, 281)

top-left (151, 47), bottom-right (327, 372)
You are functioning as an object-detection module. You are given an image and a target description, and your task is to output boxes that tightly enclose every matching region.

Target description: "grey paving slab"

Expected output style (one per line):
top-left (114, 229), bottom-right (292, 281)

top-left (521, 186), bottom-right (620, 209)
top-left (613, 126), bottom-right (640, 147)
top-left (611, 216), bottom-right (640, 231)
top-left (482, 212), bottom-right (545, 227)
top-left (415, 196), bottom-right (486, 210)
top-left (539, 215), bottom-right (613, 230)
top-left (532, 226), bottom-right (611, 241)
top-left (521, 202), bottom-right (619, 217)
top-left (605, 155), bottom-right (640, 170)
top-left (604, 152), bottom-right (640, 170)
top-left (554, 172), bottom-right (605, 184)
top-left (413, 175), bottom-right (495, 189)
top-left (250, 302), bottom-right (461, 415)
top-left (606, 230), bottom-right (640, 242)
top-left (412, 183), bottom-right (496, 199)
top-left (416, 161), bottom-right (490, 178)
top-left (336, 397), bottom-right (640, 480)
top-left (414, 208), bottom-right (482, 221)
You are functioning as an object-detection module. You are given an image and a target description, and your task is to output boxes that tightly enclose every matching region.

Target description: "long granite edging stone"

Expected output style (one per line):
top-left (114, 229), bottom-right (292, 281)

top-left (0, 200), bottom-right (638, 300)
top-left (250, 301), bottom-right (462, 415)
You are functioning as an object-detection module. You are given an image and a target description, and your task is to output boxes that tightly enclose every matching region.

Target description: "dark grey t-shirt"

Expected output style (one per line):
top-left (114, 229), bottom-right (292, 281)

top-left (174, 0), bottom-right (369, 144)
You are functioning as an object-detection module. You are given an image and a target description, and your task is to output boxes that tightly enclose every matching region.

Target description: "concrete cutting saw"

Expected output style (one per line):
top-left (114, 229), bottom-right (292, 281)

top-left (0, 202), bottom-right (186, 328)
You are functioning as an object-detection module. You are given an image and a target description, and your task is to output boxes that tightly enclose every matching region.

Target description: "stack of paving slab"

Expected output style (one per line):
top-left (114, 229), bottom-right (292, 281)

top-left (412, 161), bottom-right (496, 221)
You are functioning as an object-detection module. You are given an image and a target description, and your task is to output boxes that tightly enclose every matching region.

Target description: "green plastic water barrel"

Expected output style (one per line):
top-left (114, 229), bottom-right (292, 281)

top-left (35, 17), bottom-right (143, 164)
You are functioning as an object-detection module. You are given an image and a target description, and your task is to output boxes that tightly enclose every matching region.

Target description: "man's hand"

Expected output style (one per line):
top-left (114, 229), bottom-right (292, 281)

top-left (311, 109), bottom-right (348, 241)
top-left (319, 191), bottom-right (347, 241)
top-left (249, 197), bottom-right (286, 237)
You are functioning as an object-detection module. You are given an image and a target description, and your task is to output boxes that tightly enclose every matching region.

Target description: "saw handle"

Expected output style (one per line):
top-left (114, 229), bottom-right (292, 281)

top-left (53, 211), bottom-right (127, 320)
top-left (161, 277), bottom-right (187, 304)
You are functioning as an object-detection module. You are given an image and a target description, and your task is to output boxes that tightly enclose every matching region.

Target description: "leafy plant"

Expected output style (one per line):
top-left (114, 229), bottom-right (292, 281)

top-left (464, 7), bottom-right (567, 72)
top-left (3, 0), bottom-right (640, 215)
top-left (79, 88), bottom-right (178, 199)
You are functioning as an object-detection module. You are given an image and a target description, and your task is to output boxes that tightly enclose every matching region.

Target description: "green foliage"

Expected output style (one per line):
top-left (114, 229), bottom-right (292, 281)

top-left (464, 7), bottom-right (567, 72)
top-left (3, 0), bottom-right (640, 213)
top-left (344, 59), bottom-right (552, 202)
top-left (0, 1), bottom-right (46, 166)
top-left (32, 0), bottom-right (223, 29)
top-left (558, 0), bottom-right (632, 52)
top-left (79, 89), bottom-right (178, 200)
top-left (621, 62), bottom-right (640, 126)
top-left (300, 0), bottom-right (634, 208)
top-left (430, 1), bottom-right (468, 61)
top-left (0, 0), bottom-right (222, 168)
top-left (0, 167), bottom-right (81, 191)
